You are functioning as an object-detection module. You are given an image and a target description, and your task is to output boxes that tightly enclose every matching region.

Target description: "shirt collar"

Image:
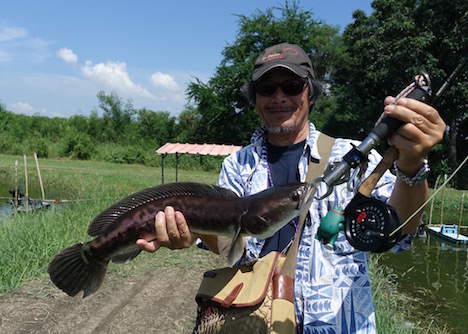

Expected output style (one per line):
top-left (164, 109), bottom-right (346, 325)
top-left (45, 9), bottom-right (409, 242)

top-left (250, 122), bottom-right (323, 162)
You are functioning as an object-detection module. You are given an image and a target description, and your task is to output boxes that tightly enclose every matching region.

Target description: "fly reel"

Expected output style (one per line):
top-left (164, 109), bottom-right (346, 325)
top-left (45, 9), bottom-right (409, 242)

top-left (344, 193), bottom-right (402, 252)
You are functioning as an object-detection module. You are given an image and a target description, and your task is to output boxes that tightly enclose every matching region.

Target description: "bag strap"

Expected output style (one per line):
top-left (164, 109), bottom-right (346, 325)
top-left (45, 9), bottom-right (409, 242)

top-left (280, 133), bottom-right (335, 276)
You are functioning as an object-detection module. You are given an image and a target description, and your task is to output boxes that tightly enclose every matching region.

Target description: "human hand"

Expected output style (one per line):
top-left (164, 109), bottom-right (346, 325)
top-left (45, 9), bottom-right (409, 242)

top-left (136, 206), bottom-right (197, 252)
top-left (383, 96), bottom-right (445, 175)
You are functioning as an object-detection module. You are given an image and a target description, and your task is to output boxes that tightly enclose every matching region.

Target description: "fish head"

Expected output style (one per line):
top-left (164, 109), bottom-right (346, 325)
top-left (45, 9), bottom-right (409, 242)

top-left (241, 182), bottom-right (315, 239)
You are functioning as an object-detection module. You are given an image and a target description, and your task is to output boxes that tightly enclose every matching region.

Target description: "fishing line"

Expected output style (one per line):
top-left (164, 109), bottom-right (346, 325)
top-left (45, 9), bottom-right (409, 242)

top-left (389, 154), bottom-right (468, 237)
top-left (388, 54), bottom-right (468, 237)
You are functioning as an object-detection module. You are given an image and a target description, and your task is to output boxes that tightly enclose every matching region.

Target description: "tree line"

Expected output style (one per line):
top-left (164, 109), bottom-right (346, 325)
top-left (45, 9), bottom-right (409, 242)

top-left (0, 0), bottom-right (466, 188)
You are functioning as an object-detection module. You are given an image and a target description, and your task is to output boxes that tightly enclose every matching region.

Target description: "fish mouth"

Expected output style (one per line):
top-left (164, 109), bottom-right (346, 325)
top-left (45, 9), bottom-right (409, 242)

top-left (298, 183), bottom-right (316, 210)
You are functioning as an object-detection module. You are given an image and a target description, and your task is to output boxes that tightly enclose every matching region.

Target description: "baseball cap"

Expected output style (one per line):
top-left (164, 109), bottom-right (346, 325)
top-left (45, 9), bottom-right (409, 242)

top-left (252, 43), bottom-right (315, 81)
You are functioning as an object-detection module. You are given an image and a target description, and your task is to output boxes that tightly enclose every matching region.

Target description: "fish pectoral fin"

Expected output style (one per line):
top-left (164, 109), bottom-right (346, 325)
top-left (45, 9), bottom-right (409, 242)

top-left (227, 227), bottom-right (245, 267)
top-left (110, 246), bottom-right (142, 264)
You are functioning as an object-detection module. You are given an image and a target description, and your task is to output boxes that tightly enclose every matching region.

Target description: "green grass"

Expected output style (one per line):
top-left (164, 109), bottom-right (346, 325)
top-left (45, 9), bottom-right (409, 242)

top-left (0, 153), bottom-right (465, 333)
top-left (0, 153), bottom-right (219, 294)
top-left (425, 186), bottom-right (467, 227)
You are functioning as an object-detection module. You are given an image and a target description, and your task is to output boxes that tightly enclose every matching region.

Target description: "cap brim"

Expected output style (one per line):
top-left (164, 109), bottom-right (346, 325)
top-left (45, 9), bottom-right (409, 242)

top-left (252, 63), bottom-right (308, 81)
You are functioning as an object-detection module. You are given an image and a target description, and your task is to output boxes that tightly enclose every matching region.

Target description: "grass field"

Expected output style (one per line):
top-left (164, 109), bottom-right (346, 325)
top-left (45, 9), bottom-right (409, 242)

top-left (0, 153), bottom-right (460, 333)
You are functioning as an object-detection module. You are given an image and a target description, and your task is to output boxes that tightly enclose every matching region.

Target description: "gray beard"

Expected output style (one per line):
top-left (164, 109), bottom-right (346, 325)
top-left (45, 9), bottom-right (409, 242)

top-left (265, 123), bottom-right (297, 134)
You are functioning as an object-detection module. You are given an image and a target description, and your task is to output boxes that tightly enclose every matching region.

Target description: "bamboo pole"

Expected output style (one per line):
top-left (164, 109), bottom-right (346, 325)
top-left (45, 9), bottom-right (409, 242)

top-left (14, 160), bottom-right (18, 216)
top-left (34, 153), bottom-right (45, 200)
top-left (428, 174), bottom-right (441, 225)
top-left (23, 154), bottom-right (29, 213)
top-left (440, 174), bottom-right (447, 226)
top-left (458, 193), bottom-right (465, 239)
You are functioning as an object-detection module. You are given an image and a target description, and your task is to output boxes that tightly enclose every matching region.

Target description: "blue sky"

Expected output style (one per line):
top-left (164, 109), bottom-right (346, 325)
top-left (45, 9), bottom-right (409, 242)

top-left (0, 1), bottom-right (372, 118)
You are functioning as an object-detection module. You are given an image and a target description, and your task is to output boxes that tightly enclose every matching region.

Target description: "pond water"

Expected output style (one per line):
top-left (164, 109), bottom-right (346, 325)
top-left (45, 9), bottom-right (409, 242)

top-left (379, 231), bottom-right (468, 334)
top-left (0, 179), bottom-right (58, 219)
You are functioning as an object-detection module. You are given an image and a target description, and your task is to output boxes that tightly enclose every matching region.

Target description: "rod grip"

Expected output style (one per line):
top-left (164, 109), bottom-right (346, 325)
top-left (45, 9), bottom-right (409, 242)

top-left (371, 87), bottom-right (432, 142)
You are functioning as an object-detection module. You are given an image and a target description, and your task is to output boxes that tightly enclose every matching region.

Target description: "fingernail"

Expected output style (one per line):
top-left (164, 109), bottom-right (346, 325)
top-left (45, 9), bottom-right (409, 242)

top-left (398, 98), bottom-right (408, 106)
top-left (384, 104), bottom-right (394, 114)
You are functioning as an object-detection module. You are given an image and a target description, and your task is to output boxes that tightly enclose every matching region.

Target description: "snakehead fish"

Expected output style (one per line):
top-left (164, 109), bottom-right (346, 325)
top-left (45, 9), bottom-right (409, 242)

top-left (47, 181), bottom-right (314, 298)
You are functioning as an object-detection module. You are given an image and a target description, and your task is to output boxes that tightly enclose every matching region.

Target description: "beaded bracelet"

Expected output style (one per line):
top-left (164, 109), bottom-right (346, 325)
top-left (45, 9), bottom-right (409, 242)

top-left (393, 158), bottom-right (430, 187)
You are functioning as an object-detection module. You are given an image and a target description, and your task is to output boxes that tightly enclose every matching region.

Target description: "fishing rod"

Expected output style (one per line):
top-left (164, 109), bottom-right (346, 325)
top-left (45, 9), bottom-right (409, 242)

top-left (314, 54), bottom-right (468, 252)
top-left (435, 54), bottom-right (468, 99)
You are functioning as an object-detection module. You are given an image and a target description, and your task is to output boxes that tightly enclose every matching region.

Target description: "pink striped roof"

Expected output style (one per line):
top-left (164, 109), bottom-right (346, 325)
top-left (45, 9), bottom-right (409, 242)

top-left (156, 142), bottom-right (242, 156)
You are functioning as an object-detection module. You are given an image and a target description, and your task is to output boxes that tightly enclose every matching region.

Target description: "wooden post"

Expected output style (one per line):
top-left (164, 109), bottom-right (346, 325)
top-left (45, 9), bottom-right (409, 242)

top-left (428, 174), bottom-right (441, 225)
top-left (175, 152), bottom-right (179, 182)
top-left (440, 174), bottom-right (447, 226)
top-left (458, 193), bottom-right (465, 239)
top-left (24, 155), bottom-right (29, 213)
top-left (161, 154), bottom-right (166, 184)
top-left (34, 153), bottom-right (45, 200)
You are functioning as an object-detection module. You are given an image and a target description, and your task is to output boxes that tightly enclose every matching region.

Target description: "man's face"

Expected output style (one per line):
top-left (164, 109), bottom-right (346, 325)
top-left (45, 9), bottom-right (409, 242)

top-left (255, 69), bottom-right (313, 137)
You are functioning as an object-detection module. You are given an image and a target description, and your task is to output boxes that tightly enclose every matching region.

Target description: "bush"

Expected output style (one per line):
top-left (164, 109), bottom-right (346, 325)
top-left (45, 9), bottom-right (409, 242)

top-left (27, 137), bottom-right (49, 158)
top-left (61, 132), bottom-right (95, 160)
top-left (101, 146), bottom-right (148, 165)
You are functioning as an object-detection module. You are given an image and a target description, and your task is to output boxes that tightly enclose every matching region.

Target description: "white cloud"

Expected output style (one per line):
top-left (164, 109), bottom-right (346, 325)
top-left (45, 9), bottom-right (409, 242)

top-left (0, 24), bottom-right (27, 42)
top-left (29, 37), bottom-right (53, 63)
top-left (81, 60), bottom-right (156, 99)
top-left (0, 23), bottom-right (51, 63)
top-left (0, 23), bottom-right (27, 63)
top-left (9, 101), bottom-right (47, 116)
top-left (150, 71), bottom-right (180, 91)
top-left (57, 47), bottom-right (78, 64)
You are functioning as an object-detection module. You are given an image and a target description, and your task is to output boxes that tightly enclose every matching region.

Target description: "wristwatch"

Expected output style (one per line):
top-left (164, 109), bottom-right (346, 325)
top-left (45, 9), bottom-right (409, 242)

top-left (393, 158), bottom-right (430, 187)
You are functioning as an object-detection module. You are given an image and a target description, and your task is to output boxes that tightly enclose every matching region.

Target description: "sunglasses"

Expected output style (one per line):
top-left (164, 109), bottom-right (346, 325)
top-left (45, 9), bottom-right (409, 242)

top-left (255, 79), bottom-right (307, 97)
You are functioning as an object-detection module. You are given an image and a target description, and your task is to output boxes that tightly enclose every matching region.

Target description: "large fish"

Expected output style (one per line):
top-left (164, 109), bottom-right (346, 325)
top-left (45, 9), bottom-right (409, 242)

top-left (47, 181), bottom-right (314, 298)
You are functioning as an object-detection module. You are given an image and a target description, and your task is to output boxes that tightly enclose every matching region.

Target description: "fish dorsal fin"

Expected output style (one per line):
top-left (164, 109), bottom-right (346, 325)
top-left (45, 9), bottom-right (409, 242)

top-left (88, 182), bottom-right (238, 236)
top-left (227, 226), bottom-right (245, 267)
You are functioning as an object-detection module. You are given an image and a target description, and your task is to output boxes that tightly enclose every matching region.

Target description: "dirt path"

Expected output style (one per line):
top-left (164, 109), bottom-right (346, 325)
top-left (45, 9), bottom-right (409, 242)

top-left (0, 254), bottom-right (224, 334)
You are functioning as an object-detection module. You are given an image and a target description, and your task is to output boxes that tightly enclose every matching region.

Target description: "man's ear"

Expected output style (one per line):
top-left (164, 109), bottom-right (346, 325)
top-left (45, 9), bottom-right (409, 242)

top-left (309, 97), bottom-right (315, 108)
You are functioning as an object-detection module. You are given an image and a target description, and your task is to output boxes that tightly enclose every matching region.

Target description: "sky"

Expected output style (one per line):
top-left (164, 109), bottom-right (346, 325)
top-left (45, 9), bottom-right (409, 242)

top-left (0, 1), bottom-right (373, 119)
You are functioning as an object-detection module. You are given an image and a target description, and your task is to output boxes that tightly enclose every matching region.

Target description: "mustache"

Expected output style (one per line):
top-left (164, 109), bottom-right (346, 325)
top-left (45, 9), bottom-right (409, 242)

top-left (263, 105), bottom-right (297, 112)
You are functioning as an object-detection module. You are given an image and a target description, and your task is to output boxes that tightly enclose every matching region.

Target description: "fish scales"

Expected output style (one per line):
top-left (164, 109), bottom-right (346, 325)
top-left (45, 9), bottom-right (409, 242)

top-left (48, 181), bottom-right (314, 298)
top-left (87, 194), bottom-right (244, 263)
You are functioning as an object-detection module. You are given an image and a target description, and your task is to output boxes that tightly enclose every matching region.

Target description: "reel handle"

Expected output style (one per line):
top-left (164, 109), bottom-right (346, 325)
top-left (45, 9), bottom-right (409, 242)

top-left (358, 146), bottom-right (399, 197)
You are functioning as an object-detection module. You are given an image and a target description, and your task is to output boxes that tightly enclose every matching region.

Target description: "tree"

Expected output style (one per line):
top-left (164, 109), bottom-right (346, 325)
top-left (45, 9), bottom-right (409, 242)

top-left (136, 108), bottom-right (176, 147)
top-left (96, 90), bottom-right (136, 143)
top-left (174, 105), bottom-right (201, 143)
top-left (187, 0), bottom-right (342, 145)
top-left (331, 0), bottom-right (467, 188)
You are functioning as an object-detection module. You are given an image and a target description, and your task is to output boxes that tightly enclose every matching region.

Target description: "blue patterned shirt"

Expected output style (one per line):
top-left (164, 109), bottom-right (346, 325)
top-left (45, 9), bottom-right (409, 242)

top-left (217, 122), bottom-right (414, 333)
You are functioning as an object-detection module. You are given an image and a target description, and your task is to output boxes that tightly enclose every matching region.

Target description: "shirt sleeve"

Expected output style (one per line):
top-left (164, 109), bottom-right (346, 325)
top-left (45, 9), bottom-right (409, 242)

top-left (217, 152), bottom-right (246, 197)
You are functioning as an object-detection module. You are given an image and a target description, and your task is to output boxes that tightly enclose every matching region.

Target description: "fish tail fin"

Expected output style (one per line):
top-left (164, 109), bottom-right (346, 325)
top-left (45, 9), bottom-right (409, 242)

top-left (47, 243), bottom-right (108, 298)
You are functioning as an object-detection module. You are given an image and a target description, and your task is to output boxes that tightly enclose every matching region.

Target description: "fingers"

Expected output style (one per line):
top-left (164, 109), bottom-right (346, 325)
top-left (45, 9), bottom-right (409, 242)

top-left (384, 96), bottom-right (446, 172)
top-left (163, 206), bottom-right (179, 242)
top-left (147, 206), bottom-right (194, 251)
top-left (136, 238), bottom-right (160, 253)
top-left (385, 98), bottom-right (445, 136)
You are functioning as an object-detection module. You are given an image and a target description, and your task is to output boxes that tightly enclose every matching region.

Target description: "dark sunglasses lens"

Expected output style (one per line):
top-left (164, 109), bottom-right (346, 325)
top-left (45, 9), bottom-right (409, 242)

top-left (255, 80), bottom-right (305, 96)
top-left (281, 80), bottom-right (305, 95)
top-left (255, 81), bottom-right (277, 96)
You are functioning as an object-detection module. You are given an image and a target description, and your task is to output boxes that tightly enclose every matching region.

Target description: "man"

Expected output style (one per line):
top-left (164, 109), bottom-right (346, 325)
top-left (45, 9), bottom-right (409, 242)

top-left (137, 43), bottom-right (445, 332)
